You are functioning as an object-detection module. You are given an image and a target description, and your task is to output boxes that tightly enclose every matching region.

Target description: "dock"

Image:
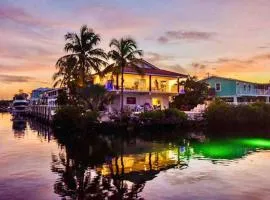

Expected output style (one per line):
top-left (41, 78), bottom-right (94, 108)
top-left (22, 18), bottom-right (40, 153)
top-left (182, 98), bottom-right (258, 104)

top-left (28, 105), bottom-right (57, 123)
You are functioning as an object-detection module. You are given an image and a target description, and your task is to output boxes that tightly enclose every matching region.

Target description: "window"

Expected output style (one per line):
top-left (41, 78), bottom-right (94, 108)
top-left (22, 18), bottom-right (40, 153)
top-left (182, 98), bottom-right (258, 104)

top-left (160, 81), bottom-right (167, 92)
top-left (215, 83), bottom-right (221, 92)
top-left (126, 97), bottom-right (136, 104)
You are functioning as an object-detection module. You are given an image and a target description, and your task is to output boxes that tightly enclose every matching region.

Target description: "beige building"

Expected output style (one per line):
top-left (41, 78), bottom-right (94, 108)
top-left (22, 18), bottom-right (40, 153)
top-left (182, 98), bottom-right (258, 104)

top-left (94, 59), bottom-right (187, 112)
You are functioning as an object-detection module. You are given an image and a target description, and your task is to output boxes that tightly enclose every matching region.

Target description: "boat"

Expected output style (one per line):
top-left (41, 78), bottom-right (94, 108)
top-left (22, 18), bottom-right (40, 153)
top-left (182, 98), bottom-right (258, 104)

top-left (11, 93), bottom-right (29, 116)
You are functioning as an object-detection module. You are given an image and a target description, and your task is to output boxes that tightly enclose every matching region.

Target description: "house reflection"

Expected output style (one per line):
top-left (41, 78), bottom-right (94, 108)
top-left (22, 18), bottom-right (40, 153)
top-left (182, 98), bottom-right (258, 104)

top-left (51, 132), bottom-right (192, 199)
top-left (97, 148), bottom-right (190, 177)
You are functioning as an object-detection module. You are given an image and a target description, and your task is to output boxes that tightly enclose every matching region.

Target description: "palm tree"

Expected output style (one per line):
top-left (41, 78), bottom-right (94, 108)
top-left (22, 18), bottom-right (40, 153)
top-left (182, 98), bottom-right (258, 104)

top-left (53, 56), bottom-right (78, 88)
top-left (107, 38), bottom-right (143, 114)
top-left (77, 84), bottom-right (114, 111)
top-left (55, 25), bottom-right (107, 87)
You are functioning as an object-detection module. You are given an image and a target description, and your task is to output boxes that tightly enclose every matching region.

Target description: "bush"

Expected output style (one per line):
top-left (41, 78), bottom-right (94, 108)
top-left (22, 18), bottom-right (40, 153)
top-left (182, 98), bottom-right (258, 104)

top-left (82, 111), bottom-right (99, 123)
top-left (139, 109), bottom-right (187, 124)
top-left (164, 108), bottom-right (187, 123)
top-left (205, 99), bottom-right (270, 129)
top-left (139, 110), bottom-right (165, 121)
top-left (205, 99), bottom-right (234, 127)
top-left (53, 106), bottom-right (82, 130)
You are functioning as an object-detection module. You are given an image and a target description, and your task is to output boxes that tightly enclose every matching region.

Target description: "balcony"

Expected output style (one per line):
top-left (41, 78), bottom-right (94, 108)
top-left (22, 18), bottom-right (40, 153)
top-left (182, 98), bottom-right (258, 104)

top-left (98, 74), bottom-right (182, 95)
top-left (105, 83), bottom-right (179, 94)
top-left (236, 89), bottom-right (270, 96)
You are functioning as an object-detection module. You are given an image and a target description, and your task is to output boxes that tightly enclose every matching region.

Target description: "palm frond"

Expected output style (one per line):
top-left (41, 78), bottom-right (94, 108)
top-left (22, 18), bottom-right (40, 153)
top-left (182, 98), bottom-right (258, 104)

top-left (102, 64), bottom-right (116, 75)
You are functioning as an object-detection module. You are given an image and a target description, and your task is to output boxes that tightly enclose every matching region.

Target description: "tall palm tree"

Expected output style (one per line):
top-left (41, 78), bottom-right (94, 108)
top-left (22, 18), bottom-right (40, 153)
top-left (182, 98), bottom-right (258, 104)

top-left (55, 25), bottom-right (107, 87)
top-left (53, 56), bottom-right (78, 88)
top-left (107, 38), bottom-right (143, 114)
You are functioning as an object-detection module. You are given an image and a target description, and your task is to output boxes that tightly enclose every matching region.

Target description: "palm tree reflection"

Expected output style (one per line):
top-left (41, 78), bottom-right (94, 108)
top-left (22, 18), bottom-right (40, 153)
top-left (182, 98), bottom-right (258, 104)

top-left (51, 132), bottom-right (190, 200)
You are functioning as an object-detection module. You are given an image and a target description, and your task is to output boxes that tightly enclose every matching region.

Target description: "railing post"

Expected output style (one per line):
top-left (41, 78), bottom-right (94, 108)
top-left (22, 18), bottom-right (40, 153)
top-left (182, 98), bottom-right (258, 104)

top-left (177, 77), bottom-right (180, 94)
top-left (149, 75), bottom-right (152, 92)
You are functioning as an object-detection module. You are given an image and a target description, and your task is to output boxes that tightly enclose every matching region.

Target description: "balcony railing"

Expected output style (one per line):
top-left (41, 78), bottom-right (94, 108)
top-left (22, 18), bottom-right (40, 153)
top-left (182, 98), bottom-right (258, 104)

top-left (236, 89), bottom-right (270, 96)
top-left (106, 84), bottom-right (179, 93)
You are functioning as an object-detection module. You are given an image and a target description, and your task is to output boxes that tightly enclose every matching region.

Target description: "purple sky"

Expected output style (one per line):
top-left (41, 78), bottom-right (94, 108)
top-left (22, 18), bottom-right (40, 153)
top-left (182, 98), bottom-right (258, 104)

top-left (1, 0), bottom-right (270, 98)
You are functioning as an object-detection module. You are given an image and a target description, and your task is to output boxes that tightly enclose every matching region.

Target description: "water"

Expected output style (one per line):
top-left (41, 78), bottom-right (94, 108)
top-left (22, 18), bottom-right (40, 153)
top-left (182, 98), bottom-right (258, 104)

top-left (1, 113), bottom-right (270, 200)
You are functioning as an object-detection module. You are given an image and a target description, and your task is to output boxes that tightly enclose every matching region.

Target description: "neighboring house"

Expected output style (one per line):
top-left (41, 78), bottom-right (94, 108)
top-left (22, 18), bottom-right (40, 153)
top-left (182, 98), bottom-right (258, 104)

top-left (30, 88), bottom-right (51, 105)
top-left (201, 76), bottom-right (270, 104)
top-left (94, 59), bottom-right (187, 111)
top-left (40, 88), bottom-right (66, 106)
top-left (30, 88), bottom-right (65, 106)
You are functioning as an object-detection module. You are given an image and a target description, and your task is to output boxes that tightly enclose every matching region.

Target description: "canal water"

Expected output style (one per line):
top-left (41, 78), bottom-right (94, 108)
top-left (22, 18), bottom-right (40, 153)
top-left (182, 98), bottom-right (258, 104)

top-left (1, 113), bottom-right (270, 200)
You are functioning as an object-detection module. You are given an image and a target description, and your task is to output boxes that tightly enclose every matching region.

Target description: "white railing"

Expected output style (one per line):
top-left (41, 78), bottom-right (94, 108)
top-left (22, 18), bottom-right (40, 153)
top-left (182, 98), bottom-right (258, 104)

top-left (29, 105), bottom-right (57, 121)
top-left (237, 89), bottom-right (270, 96)
top-left (108, 87), bottom-right (178, 94)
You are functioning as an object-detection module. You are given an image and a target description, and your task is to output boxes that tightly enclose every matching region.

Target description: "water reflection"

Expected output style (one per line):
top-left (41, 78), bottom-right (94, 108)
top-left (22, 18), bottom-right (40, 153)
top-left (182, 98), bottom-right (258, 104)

top-left (12, 116), bottom-right (27, 138)
top-left (28, 117), bottom-right (54, 142)
top-left (3, 114), bottom-right (270, 199)
top-left (49, 127), bottom-right (270, 199)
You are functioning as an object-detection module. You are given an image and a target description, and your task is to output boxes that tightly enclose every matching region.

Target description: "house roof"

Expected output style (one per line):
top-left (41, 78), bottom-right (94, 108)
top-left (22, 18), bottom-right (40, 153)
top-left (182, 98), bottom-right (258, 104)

top-left (124, 59), bottom-right (187, 78)
top-left (201, 75), bottom-right (270, 86)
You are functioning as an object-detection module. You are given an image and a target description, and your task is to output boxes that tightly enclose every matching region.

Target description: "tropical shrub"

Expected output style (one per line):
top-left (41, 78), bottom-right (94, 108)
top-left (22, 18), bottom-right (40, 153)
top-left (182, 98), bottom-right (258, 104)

top-left (53, 106), bottom-right (82, 130)
top-left (77, 84), bottom-right (113, 111)
top-left (205, 99), bottom-right (234, 127)
top-left (82, 111), bottom-right (99, 123)
top-left (164, 108), bottom-right (188, 123)
top-left (139, 109), bottom-right (187, 124)
top-left (205, 99), bottom-right (270, 129)
top-left (139, 110), bottom-right (165, 121)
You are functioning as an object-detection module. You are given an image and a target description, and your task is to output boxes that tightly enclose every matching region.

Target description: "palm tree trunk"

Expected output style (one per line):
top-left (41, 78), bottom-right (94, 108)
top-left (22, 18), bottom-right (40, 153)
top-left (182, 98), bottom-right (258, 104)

top-left (116, 74), bottom-right (119, 90)
top-left (120, 66), bottom-right (124, 114)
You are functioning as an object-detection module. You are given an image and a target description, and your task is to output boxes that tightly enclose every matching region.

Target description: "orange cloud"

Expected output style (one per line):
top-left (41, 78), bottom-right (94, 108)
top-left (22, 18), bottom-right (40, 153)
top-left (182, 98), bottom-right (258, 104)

top-left (194, 53), bottom-right (270, 82)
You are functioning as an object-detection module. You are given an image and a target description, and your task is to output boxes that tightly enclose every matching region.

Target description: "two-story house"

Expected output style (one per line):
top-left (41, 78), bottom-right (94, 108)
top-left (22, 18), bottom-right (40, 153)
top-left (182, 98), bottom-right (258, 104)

top-left (94, 59), bottom-right (187, 111)
top-left (202, 76), bottom-right (270, 104)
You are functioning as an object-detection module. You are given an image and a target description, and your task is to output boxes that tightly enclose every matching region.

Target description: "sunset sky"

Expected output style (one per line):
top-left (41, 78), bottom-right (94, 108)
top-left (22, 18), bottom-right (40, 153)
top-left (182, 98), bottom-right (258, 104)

top-left (1, 0), bottom-right (270, 99)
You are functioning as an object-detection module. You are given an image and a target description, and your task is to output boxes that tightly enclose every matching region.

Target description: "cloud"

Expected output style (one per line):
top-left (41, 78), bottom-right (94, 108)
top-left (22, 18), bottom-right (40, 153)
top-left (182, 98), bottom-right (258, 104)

top-left (191, 62), bottom-right (207, 70)
top-left (253, 53), bottom-right (270, 60)
top-left (206, 58), bottom-right (254, 65)
top-left (204, 53), bottom-right (270, 66)
top-left (0, 74), bottom-right (35, 83)
top-left (258, 46), bottom-right (269, 49)
top-left (0, 4), bottom-right (55, 27)
top-left (145, 52), bottom-right (175, 63)
top-left (193, 53), bottom-right (270, 80)
top-left (143, 52), bottom-right (187, 73)
top-left (158, 30), bottom-right (216, 43)
top-left (79, 4), bottom-right (156, 35)
top-left (0, 74), bottom-right (50, 84)
top-left (166, 64), bottom-right (186, 74)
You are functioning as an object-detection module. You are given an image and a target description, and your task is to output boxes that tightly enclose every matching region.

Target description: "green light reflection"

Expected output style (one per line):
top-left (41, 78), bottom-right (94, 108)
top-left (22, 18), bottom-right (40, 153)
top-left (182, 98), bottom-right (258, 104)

top-left (191, 138), bottom-right (270, 160)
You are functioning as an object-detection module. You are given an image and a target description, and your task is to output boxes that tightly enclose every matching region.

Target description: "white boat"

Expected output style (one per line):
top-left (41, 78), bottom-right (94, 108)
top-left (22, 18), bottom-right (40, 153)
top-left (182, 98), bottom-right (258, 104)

top-left (12, 98), bottom-right (29, 115)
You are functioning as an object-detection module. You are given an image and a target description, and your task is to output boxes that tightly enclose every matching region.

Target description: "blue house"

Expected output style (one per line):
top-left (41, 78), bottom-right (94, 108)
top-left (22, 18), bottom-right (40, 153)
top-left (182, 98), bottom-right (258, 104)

top-left (30, 88), bottom-right (51, 105)
top-left (201, 76), bottom-right (270, 104)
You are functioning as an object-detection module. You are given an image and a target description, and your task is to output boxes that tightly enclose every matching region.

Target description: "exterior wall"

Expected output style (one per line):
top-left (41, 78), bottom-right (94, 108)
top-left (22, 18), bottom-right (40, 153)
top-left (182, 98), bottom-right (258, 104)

top-left (108, 92), bottom-right (172, 112)
top-left (205, 77), bottom-right (236, 97)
